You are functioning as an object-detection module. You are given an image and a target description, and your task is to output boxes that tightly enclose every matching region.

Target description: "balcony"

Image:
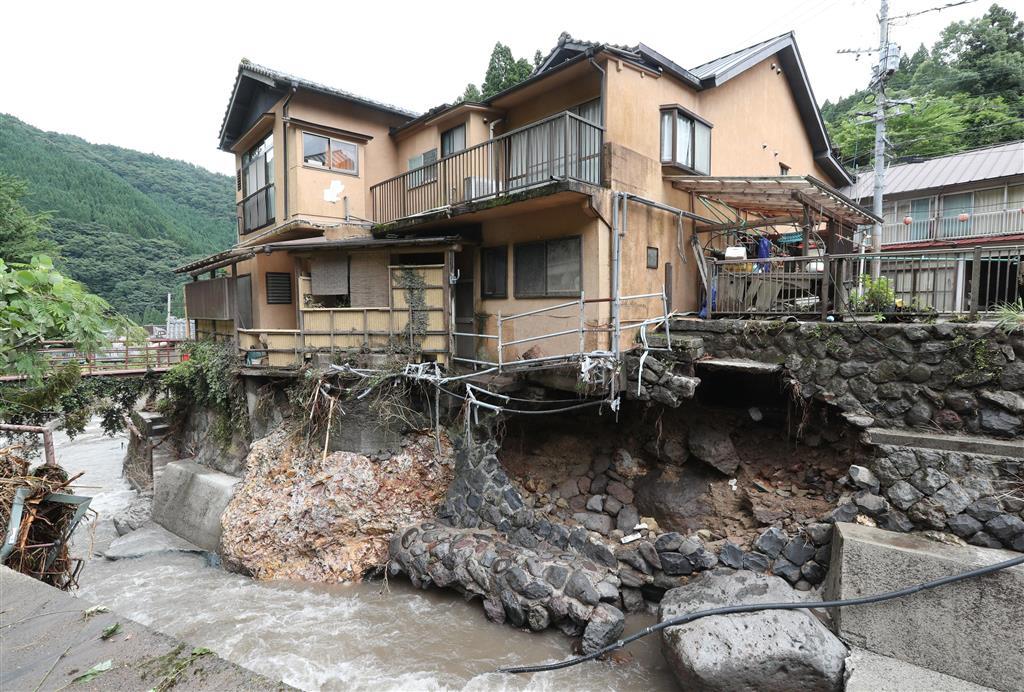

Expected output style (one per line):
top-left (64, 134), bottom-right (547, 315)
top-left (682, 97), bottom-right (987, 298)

top-left (237, 184), bottom-right (276, 235)
top-left (371, 111), bottom-right (603, 225)
top-left (882, 202), bottom-right (1024, 246)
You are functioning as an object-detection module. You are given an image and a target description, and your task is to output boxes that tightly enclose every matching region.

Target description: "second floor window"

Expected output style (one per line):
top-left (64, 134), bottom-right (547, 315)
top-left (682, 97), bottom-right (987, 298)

top-left (660, 107), bottom-right (711, 175)
top-left (408, 149), bottom-right (438, 187)
top-left (240, 133), bottom-right (274, 233)
top-left (441, 124), bottom-right (466, 157)
top-left (303, 133), bottom-right (358, 175)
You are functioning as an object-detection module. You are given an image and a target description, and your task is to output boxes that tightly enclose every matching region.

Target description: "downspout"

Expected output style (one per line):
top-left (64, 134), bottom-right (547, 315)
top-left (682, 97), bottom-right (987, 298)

top-left (588, 55), bottom-right (606, 129)
top-left (282, 82), bottom-right (297, 220)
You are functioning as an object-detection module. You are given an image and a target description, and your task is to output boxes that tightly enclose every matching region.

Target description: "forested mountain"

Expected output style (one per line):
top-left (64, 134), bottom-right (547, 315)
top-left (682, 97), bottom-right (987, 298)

top-left (822, 4), bottom-right (1024, 172)
top-left (0, 114), bottom-right (235, 322)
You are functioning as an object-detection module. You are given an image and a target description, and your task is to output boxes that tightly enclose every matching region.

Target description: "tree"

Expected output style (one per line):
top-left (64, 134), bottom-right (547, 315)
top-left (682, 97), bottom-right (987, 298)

top-left (481, 42), bottom-right (535, 98)
top-left (459, 83), bottom-right (482, 103)
top-left (0, 174), bottom-right (51, 264)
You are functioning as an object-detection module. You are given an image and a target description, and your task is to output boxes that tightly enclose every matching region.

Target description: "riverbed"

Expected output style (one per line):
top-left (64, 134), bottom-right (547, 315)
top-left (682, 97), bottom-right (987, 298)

top-left (59, 420), bottom-right (676, 691)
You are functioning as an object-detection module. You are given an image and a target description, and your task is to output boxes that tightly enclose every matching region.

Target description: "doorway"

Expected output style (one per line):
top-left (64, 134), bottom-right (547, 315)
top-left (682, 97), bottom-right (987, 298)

top-left (453, 250), bottom-right (475, 363)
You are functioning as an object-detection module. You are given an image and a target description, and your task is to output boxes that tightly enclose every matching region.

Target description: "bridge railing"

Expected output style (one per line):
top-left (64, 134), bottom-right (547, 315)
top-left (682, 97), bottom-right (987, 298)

top-left (21, 339), bottom-right (187, 377)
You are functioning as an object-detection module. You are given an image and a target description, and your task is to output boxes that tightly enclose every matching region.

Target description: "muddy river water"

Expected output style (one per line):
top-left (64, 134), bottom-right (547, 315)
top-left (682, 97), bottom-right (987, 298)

top-left (60, 421), bottom-right (677, 691)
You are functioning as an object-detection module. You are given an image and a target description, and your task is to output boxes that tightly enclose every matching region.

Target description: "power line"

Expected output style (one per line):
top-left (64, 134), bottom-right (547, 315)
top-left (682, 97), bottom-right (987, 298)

top-left (890, 0), bottom-right (980, 21)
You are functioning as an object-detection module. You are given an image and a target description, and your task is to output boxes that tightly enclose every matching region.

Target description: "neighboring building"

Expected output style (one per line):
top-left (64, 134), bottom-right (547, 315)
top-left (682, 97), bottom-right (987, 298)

top-left (179, 32), bottom-right (877, 369)
top-left (844, 141), bottom-right (1024, 249)
top-left (843, 142), bottom-right (1024, 312)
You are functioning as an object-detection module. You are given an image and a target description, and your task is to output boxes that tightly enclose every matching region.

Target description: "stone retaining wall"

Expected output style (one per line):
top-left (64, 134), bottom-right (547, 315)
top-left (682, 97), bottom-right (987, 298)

top-left (665, 320), bottom-right (1024, 437)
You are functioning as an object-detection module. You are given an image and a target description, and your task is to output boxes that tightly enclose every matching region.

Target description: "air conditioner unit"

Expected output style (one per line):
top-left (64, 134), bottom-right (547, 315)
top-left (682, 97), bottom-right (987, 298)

top-left (464, 176), bottom-right (496, 200)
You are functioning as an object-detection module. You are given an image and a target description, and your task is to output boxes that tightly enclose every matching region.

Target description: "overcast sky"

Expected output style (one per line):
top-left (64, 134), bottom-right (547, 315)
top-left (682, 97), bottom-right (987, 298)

top-left (1, 0), bottom-right (995, 176)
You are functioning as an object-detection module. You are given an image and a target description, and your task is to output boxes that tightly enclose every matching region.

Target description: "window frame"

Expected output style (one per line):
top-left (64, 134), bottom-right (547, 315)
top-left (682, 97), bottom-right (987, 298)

top-left (265, 272), bottom-right (293, 305)
top-left (647, 246), bottom-right (659, 269)
top-left (407, 148), bottom-right (438, 188)
top-left (441, 123), bottom-right (467, 158)
top-left (480, 245), bottom-right (508, 299)
top-left (239, 132), bottom-right (275, 234)
top-left (302, 131), bottom-right (360, 176)
top-left (513, 236), bottom-right (582, 299)
top-left (659, 105), bottom-right (712, 175)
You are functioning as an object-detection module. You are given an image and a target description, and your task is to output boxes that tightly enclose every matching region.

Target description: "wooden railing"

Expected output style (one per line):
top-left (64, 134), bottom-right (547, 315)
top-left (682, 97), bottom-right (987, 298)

top-left (708, 244), bottom-right (1024, 318)
top-left (370, 111), bottom-right (604, 224)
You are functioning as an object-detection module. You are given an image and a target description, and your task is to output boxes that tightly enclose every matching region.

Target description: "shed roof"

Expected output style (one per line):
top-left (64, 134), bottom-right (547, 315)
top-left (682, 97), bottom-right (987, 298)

top-left (667, 175), bottom-right (881, 227)
top-left (843, 140), bottom-right (1024, 201)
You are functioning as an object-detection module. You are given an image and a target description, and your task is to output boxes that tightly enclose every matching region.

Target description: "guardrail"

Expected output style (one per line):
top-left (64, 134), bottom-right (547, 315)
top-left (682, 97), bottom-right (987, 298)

top-left (882, 204), bottom-right (1024, 246)
top-left (1, 339), bottom-right (187, 381)
top-left (371, 111), bottom-right (603, 224)
top-left (708, 244), bottom-right (1023, 318)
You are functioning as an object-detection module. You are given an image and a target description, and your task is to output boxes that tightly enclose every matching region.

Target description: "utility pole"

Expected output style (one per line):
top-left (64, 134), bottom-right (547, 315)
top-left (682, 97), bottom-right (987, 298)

top-left (870, 0), bottom-right (890, 278)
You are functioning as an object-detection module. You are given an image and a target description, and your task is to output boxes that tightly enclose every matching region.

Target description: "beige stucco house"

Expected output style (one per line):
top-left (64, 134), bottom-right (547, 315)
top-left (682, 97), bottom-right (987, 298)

top-left (179, 32), bottom-right (876, 369)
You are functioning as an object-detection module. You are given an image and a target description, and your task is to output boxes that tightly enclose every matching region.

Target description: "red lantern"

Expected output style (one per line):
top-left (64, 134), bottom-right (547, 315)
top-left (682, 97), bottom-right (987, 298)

top-left (903, 216), bottom-right (913, 225)
top-left (958, 213), bottom-right (969, 222)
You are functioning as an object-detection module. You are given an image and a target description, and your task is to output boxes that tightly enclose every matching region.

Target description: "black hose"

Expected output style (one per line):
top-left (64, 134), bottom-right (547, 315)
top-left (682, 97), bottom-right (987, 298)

top-left (497, 553), bottom-right (1024, 674)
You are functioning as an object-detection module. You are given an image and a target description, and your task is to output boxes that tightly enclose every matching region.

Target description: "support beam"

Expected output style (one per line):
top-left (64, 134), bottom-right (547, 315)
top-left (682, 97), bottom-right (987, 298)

top-left (695, 216), bottom-right (802, 233)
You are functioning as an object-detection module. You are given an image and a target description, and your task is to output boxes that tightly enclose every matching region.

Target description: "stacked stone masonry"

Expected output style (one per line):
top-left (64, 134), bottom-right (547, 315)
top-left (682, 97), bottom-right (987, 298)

top-left (663, 320), bottom-right (1024, 437)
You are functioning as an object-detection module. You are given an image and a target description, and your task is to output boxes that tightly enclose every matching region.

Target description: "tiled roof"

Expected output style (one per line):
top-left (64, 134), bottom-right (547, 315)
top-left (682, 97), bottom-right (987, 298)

top-left (843, 141), bottom-right (1024, 201)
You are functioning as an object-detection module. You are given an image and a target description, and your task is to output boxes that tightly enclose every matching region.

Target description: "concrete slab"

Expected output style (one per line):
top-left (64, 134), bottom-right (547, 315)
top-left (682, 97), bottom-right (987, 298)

top-left (103, 522), bottom-right (203, 560)
top-left (865, 427), bottom-right (1024, 459)
top-left (695, 358), bottom-right (782, 374)
top-left (151, 460), bottom-right (239, 553)
top-left (0, 567), bottom-right (289, 691)
top-left (845, 647), bottom-right (995, 692)
top-left (825, 522), bottom-right (1024, 691)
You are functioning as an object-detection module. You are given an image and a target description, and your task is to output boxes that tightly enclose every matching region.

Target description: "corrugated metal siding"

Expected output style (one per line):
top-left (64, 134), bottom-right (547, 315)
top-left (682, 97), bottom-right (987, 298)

top-left (844, 141), bottom-right (1024, 201)
top-left (349, 252), bottom-right (389, 307)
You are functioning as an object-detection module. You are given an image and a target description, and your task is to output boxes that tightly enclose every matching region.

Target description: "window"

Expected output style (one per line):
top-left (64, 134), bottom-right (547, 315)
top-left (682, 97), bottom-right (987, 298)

top-left (265, 272), bottom-right (292, 304)
top-left (240, 133), bottom-right (275, 234)
top-left (779, 163), bottom-right (791, 176)
top-left (647, 246), bottom-right (659, 269)
top-left (441, 124), bottom-right (466, 157)
top-left (481, 246), bottom-right (508, 299)
top-left (408, 148), bottom-right (438, 187)
top-left (514, 237), bottom-right (581, 297)
top-left (660, 107), bottom-right (711, 174)
top-left (303, 133), bottom-right (358, 174)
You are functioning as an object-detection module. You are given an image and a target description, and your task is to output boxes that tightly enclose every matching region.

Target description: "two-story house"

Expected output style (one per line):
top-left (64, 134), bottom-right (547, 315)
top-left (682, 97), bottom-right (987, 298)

top-left (844, 141), bottom-right (1024, 311)
top-left (178, 32), bottom-right (877, 369)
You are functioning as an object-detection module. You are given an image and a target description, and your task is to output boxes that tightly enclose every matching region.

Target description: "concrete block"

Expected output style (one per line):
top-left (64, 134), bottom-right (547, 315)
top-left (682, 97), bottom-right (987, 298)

top-left (865, 428), bottom-right (1024, 459)
top-left (152, 460), bottom-right (239, 553)
top-left (825, 522), bottom-right (1024, 691)
top-left (845, 646), bottom-right (995, 692)
top-left (103, 522), bottom-right (202, 560)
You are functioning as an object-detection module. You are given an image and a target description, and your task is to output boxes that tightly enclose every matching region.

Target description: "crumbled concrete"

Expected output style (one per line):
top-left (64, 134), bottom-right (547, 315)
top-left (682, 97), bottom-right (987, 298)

top-left (103, 522), bottom-right (203, 560)
top-left (825, 522), bottom-right (1024, 691)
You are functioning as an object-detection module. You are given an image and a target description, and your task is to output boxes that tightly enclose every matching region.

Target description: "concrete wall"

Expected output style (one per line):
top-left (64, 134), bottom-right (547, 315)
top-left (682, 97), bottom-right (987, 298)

top-left (151, 460), bottom-right (240, 553)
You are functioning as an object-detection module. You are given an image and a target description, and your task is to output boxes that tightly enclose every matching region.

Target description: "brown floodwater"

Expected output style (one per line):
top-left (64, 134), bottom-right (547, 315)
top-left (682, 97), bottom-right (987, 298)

top-left (62, 421), bottom-right (678, 691)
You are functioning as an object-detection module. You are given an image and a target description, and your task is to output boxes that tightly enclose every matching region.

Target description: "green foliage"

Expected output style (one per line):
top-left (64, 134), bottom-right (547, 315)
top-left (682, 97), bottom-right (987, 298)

top-left (159, 340), bottom-right (249, 445)
top-left (0, 173), bottom-right (53, 263)
top-left (851, 274), bottom-right (896, 313)
top-left (0, 255), bottom-right (138, 381)
top-left (995, 298), bottom-right (1024, 334)
top-left (481, 42), bottom-right (536, 98)
top-left (823, 4), bottom-right (1024, 169)
top-left (459, 83), bottom-right (483, 102)
top-left (0, 113), bottom-right (235, 320)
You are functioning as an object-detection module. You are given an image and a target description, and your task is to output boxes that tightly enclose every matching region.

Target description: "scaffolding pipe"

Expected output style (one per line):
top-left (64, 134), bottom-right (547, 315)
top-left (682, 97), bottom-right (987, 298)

top-left (0, 423), bottom-right (57, 467)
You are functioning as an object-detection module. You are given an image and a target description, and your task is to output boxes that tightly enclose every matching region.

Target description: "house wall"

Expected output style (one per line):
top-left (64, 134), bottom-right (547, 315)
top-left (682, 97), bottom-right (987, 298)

top-left (247, 251), bottom-right (297, 330)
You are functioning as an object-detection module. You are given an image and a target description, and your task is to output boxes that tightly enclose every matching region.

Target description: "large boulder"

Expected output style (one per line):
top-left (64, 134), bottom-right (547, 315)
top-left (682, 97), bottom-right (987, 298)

top-left (687, 426), bottom-right (740, 475)
top-left (659, 569), bottom-right (847, 692)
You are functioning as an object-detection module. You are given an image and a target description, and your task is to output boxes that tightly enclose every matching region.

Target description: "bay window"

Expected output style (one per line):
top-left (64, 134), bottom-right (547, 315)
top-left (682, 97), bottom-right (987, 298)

top-left (660, 106), bottom-right (712, 175)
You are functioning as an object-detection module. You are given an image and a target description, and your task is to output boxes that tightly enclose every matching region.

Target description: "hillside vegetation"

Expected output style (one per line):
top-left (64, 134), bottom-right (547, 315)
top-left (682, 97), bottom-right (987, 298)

top-left (0, 114), bottom-right (235, 322)
top-left (822, 4), bottom-right (1024, 171)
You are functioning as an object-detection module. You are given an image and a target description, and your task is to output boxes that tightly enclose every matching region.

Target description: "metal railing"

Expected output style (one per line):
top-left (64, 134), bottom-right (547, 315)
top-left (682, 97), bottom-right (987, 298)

top-left (708, 244), bottom-right (1023, 318)
top-left (451, 290), bottom-right (671, 371)
top-left (882, 203), bottom-right (1024, 245)
top-left (237, 184), bottom-right (275, 235)
top-left (0, 340), bottom-right (187, 381)
top-left (371, 111), bottom-right (603, 224)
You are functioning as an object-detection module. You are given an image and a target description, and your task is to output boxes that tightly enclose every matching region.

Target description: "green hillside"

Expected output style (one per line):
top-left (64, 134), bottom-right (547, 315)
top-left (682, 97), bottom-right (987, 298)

top-left (822, 4), bottom-right (1024, 171)
top-left (0, 114), bottom-right (235, 322)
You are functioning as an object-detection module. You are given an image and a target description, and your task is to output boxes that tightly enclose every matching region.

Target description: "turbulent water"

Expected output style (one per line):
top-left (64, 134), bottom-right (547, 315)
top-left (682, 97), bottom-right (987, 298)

top-left (58, 420), bottom-right (676, 691)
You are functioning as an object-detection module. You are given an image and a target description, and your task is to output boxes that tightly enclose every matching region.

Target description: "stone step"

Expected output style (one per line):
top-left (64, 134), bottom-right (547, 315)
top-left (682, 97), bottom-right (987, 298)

top-left (148, 423), bottom-right (170, 438)
top-left (865, 427), bottom-right (1024, 459)
top-left (844, 647), bottom-right (995, 692)
top-left (825, 522), bottom-right (1024, 691)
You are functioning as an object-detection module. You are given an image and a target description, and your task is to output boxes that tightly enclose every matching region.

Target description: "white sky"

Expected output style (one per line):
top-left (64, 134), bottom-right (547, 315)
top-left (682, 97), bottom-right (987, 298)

top-left (0, 0), bottom-right (999, 176)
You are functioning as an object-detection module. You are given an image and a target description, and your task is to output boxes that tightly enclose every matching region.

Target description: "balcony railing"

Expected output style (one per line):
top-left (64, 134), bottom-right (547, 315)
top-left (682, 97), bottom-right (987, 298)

top-left (708, 244), bottom-right (1023, 318)
top-left (881, 203), bottom-right (1024, 245)
top-left (371, 111), bottom-right (604, 224)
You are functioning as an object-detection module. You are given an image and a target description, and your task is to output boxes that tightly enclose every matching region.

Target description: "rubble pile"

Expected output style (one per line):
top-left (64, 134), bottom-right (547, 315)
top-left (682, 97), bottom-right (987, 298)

top-left (221, 427), bottom-right (453, 582)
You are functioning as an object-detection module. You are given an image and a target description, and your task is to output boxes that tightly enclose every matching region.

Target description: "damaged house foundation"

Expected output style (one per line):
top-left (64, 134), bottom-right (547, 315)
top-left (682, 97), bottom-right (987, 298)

top-left (124, 30), bottom-right (1024, 691)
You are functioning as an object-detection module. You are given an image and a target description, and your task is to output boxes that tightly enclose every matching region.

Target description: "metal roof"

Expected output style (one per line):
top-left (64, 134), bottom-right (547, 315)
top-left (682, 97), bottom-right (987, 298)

top-left (666, 175), bottom-right (882, 227)
top-left (690, 33), bottom-right (792, 81)
top-left (844, 140), bottom-right (1024, 201)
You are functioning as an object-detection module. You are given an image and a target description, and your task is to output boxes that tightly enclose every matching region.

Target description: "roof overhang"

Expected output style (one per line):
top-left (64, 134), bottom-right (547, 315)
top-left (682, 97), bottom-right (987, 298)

top-left (667, 175), bottom-right (882, 227)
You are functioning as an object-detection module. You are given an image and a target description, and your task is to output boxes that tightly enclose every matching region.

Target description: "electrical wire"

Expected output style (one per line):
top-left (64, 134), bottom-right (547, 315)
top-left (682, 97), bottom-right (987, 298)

top-left (497, 552), bottom-right (1024, 675)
